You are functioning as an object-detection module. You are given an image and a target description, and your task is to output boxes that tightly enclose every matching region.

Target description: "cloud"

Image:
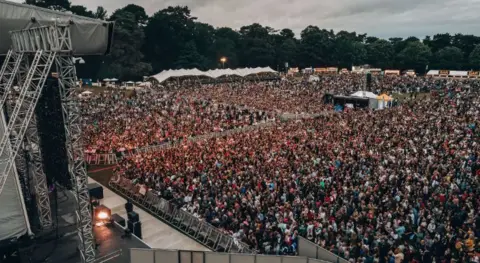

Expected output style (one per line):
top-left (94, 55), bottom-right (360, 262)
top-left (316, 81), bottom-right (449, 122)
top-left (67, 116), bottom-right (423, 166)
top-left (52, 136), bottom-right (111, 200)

top-left (9, 0), bottom-right (480, 38)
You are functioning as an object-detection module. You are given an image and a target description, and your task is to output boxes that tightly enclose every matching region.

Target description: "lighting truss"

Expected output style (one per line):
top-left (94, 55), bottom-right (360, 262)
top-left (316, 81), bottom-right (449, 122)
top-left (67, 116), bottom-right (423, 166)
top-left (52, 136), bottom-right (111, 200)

top-left (14, 54), bottom-right (53, 230)
top-left (56, 54), bottom-right (96, 263)
top-left (0, 24), bottom-right (95, 263)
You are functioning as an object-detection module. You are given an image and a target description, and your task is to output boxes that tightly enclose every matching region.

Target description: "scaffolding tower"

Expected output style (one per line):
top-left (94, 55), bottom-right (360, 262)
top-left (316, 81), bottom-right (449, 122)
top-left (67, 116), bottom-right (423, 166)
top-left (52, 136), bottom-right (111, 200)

top-left (0, 24), bottom-right (95, 262)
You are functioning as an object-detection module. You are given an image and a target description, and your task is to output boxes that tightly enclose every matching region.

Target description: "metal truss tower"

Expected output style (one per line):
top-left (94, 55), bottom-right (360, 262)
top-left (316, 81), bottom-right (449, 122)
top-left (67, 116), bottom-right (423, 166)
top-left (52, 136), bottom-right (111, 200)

top-left (0, 25), bottom-right (95, 262)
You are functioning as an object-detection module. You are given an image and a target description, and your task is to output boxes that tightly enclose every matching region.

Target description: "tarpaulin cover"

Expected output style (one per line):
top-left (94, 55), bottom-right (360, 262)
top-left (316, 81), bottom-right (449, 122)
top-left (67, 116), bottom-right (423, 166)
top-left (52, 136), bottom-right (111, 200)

top-left (0, 0), bottom-right (113, 55)
top-left (0, 112), bottom-right (29, 242)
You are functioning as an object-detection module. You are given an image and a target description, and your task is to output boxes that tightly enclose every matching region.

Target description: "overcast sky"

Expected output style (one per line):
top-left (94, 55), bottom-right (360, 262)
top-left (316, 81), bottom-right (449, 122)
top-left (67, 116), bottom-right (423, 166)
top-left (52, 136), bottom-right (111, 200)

top-left (13, 0), bottom-right (480, 38)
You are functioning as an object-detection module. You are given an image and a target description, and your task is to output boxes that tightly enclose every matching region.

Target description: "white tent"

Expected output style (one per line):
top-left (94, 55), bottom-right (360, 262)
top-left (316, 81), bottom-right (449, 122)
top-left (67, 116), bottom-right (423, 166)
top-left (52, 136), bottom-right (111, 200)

top-left (149, 67), bottom-right (278, 84)
top-left (351, 91), bottom-right (378, 99)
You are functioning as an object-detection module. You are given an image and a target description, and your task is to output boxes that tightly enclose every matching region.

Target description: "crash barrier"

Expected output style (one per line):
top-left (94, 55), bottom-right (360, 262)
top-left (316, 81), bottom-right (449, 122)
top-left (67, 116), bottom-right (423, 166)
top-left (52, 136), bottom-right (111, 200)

top-left (84, 153), bottom-right (118, 165)
top-left (84, 121), bottom-right (276, 165)
top-left (298, 237), bottom-right (348, 263)
top-left (129, 248), bottom-right (333, 263)
top-left (109, 176), bottom-right (253, 254)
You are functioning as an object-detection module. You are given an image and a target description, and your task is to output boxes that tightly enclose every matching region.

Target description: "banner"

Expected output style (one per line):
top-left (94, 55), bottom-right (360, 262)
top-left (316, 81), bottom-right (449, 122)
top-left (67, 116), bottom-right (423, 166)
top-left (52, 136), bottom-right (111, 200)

top-left (439, 70), bottom-right (450, 75)
top-left (314, 68), bottom-right (327, 73)
top-left (384, 70), bottom-right (400, 75)
top-left (468, 71), bottom-right (479, 77)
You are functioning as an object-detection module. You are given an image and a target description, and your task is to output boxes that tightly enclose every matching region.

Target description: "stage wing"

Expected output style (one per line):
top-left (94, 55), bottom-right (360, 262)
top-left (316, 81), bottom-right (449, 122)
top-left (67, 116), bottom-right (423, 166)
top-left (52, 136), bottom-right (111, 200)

top-left (0, 112), bottom-right (29, 241)
top-left (0, 0), bottom-right (114, 55)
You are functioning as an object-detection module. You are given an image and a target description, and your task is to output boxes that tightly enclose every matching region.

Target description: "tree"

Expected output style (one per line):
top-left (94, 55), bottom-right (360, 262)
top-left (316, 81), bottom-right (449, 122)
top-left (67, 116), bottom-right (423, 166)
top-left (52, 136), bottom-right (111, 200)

top-left (334, 34), bottom-right (366, 68)
top-left (26, 0), bottom-right (71, 10)
top-left (298, 26), bottom-right (335, 67)
top-left (99, 8), bottom-right (152, 80)
top-left (144, 6), bottom-right (196, 72)
top-left (192, 22), bottom-right (216, 68)
top-left (397, 42), bottom-right (432, 73)
top-left (469, 45), bottom-right (480, 69)
top-left (174, 41), bottom-right (207, 69)
top-left (239, 24), bottom-right (276, 67)
top-left (432, 46), bottom-right (464, 70)
top-left (366, 40), bottom-right (394, 69)
top-left (70, 5), bottom-right (94, 18)
top-left (214, 27), bottom-right (241, 68)
top-left (118, 4), bottom-right (148, 25)
top-left (95, 6), bottom-right (108, 20)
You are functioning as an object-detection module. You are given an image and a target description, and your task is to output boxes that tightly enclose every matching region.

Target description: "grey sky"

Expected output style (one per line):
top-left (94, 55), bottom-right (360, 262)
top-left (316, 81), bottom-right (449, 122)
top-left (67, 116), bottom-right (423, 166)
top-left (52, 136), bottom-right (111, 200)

top-left (12, 0), bottom-right (480, 38)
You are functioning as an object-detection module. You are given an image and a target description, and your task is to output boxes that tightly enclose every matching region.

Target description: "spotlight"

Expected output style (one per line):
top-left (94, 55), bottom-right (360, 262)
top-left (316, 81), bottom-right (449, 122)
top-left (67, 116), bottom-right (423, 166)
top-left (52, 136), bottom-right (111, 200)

top-left (94, 205), bottom-right (111, 226)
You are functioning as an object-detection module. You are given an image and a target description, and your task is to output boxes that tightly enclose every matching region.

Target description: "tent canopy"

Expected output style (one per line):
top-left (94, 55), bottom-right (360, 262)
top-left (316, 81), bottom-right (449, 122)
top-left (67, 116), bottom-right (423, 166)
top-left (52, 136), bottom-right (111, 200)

top-left (149, 67), bottom-right (278, 84)
top-left (351, 91), bottom-right (378, 99)
top-left (377, 94), bottom-right (392, 101)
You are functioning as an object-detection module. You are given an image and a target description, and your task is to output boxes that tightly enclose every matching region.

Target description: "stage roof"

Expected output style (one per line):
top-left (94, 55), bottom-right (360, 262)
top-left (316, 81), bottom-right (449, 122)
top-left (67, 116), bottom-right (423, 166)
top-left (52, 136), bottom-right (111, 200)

top-left (0, 0), bottom-right (114, 55)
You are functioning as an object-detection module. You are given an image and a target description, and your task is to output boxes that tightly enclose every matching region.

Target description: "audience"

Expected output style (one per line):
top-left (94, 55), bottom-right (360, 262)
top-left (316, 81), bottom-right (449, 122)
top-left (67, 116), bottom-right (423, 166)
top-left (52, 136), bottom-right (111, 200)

top-left (106, 74), bottom-right (479, 262)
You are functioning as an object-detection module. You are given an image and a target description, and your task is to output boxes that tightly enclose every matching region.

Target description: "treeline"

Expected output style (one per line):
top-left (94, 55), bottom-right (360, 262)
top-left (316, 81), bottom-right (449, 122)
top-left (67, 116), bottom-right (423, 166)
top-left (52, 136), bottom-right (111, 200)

top-left (26, 0), bottom-right (480, 80)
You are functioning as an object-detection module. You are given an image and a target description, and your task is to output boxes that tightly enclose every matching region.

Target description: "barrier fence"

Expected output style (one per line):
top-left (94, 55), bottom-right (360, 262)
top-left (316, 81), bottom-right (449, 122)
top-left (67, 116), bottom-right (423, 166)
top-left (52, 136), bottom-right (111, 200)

top-left (84, 153), bottom-right (118, 165)
top-left (298, 238), bottom-right (348, 263)
top-left (129, 248), bottom-right (333, 263)
top-left (109, 176), bottom-right (253, 254)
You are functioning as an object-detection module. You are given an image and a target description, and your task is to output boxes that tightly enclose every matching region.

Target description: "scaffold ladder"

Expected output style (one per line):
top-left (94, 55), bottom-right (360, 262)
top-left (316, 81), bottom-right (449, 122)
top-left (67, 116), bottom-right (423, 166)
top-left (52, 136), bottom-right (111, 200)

top-left (0, 50), bottom-right (24, 109)
top-left (0, 50), bottom-right (55, 196)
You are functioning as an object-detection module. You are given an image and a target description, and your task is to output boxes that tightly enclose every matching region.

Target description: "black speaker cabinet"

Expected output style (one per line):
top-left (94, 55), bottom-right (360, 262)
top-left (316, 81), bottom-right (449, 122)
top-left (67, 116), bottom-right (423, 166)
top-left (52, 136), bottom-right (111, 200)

top-left (125, 202), bottom-right (133, 213)
top-left (112, 213), bottom-right (125, 227)
top-left (87, 183), bottom-right (104, 199)
top-left (127, 211), bottom-right (139, 223)
top-left (127, 220), bottom-right (142, 239)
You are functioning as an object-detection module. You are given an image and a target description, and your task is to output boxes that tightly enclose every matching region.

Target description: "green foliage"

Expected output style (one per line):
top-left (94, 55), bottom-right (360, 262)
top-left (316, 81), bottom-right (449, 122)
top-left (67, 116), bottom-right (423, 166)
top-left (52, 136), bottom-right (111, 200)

top-left (24, 2), bottom-right (480, 78)
top-left (396, 41), bottom-right (432, 72)
top-left (432, 46), bottom-right (464, 70)
top-left (469, 45), bottom-right (480, 69)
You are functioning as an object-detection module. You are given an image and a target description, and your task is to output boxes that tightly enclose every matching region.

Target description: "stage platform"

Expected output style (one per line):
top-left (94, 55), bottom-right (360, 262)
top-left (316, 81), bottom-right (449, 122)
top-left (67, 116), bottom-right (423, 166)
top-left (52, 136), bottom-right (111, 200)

top-left (19, 187), bottom-right (149, 263)
top-left (88, 177), bottom-right (210, 252)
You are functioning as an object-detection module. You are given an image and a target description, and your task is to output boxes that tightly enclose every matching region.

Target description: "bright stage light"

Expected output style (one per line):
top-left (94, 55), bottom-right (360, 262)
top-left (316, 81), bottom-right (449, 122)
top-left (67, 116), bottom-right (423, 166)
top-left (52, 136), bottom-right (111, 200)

top-left (97, 211), bottom-right (109, 220)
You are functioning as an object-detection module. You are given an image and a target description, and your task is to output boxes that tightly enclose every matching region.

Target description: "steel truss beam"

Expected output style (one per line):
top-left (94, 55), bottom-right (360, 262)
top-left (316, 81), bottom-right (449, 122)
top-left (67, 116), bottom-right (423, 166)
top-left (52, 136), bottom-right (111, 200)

top-left (56, 55), bottom-right (96, 263)
top-left (13, 55), bottom-right (53, 230)
top-left (0, 50), bottom-right (24, 109)
top-left (25, 116), bottom-right (53, 229)
top-left (1, 24), bottom-right (96, 263)
top-left (10, 25), bottom-right (73, 53)
top-left (0, 50), bottom-right (55, 195)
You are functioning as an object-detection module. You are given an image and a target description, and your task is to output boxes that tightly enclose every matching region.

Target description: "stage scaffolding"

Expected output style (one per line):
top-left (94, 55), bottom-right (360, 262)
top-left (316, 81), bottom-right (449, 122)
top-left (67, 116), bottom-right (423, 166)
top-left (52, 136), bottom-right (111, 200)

top-left (0, 24), bottom-right (95, 262)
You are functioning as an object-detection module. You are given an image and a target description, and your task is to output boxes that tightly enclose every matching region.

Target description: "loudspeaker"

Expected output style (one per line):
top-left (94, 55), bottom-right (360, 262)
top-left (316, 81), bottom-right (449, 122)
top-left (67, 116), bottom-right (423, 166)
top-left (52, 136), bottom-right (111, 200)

top-left (88, 183), bottom-right (104, 199)
top-left (127, 220), bottom-right (142, 239)
top-left (112, 213), bottom-right (125, 227)
top-left (127, 211), bottom-right (139, 223)
top-left (125, 201), bottom-right (133, 213)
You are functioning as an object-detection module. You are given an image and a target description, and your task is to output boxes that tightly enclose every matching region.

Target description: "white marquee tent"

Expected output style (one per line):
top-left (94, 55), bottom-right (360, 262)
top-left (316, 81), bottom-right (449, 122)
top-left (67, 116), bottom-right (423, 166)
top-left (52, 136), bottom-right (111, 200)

top-left (149, 67), bottom-right (277, 84)
top-left (351, 91), bottom-right (378, 99)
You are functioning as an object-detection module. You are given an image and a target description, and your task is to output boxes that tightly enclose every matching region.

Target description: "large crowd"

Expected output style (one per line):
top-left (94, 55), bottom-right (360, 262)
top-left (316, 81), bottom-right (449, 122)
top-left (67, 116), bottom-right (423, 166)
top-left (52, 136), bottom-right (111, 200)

top-left (99, 74), bottom-right (480, 262)
top-left (81, 90), bottom-right (274, 153)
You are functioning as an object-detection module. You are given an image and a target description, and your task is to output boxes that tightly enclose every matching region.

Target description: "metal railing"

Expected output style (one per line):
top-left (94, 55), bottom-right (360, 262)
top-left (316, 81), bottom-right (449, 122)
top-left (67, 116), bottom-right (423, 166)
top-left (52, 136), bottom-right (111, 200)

top-left (84, 153), bottom-right (118, 165)
top-left (298, 237), bottom-right (348, 263)
top-left (108, 176), bottom-right (253, 254)
top-left (129, 248), bottom-right (333, 263)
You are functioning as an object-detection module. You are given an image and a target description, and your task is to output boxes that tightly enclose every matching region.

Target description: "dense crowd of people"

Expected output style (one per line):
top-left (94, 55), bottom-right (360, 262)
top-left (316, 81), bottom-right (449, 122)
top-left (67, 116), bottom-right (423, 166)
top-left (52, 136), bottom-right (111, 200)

top-left (81, 90), bottom-right (274, 153)
top-left (105, 74), bottom-right (479, 262)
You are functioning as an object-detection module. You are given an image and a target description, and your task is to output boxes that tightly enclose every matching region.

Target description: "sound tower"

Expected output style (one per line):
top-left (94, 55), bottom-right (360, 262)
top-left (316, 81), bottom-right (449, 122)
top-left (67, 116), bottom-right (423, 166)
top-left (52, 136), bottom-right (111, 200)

top-left (36, 77), bottom-right (70, 188)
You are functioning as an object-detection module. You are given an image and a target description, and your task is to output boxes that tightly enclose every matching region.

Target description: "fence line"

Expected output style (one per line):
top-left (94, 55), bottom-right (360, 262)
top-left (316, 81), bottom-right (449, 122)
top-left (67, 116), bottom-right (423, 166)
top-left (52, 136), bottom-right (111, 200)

top-left (108, 176), bottom-right (253, 254)
top-left (130, 248), bottom-right (333, 263)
